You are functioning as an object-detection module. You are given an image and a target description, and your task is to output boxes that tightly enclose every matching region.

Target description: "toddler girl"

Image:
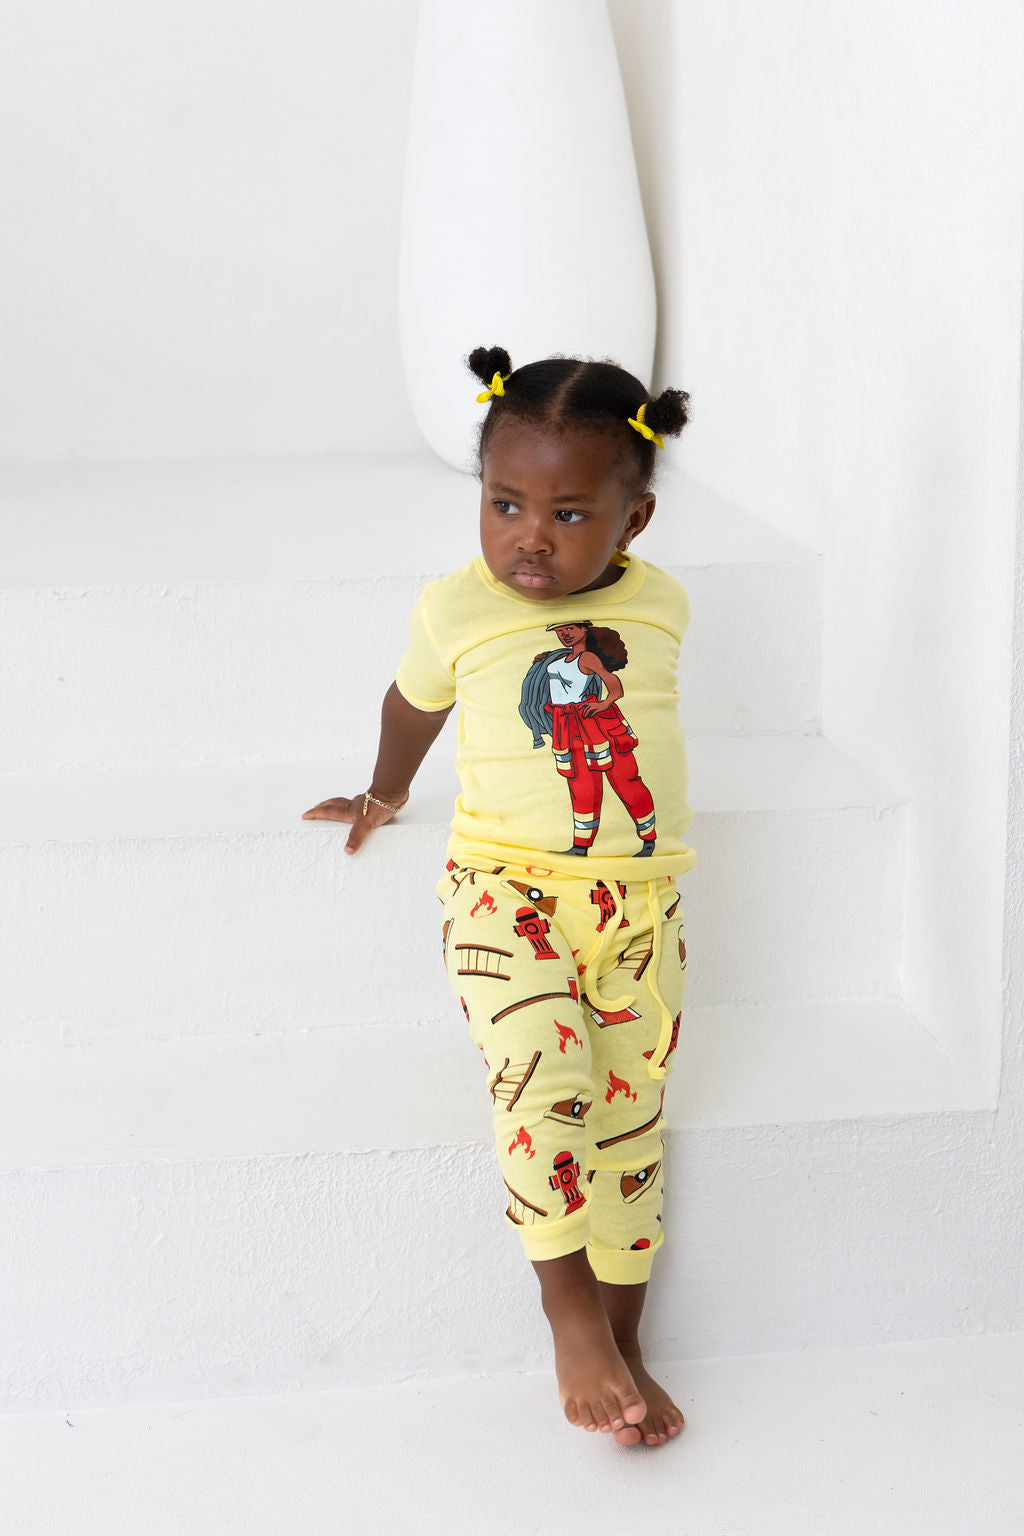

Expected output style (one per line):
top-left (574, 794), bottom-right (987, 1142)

top-left (303, 346), bottom-right (695, 1448)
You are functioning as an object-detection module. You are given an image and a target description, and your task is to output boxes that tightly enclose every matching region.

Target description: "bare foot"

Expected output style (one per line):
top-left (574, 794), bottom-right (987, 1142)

top-left (549, 1294), bottom-right (647, 1437)
top-left (613, 1349), bottom-right (685, 1447)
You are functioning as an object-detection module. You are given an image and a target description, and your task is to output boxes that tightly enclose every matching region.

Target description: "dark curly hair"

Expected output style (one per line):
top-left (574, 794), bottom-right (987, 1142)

top-left (586, 625), bottom-right (628, 673)
top-left (548, 618), bottom-right (628, 672)
top-left (467, 345), bottom-right (691, 498)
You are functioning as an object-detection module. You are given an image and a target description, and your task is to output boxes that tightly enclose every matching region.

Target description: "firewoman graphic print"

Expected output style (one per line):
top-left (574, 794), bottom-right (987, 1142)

top-left (518, 620), bottom-right (657, 857)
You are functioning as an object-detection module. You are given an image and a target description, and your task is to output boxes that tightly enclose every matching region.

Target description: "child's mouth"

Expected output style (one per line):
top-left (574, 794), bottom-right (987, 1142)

top-left (511, 567), bottom-right (557, 588)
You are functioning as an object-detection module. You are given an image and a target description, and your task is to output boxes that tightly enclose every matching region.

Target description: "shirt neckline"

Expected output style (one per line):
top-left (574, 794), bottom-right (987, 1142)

top-left (473, 549), bottom-right (647, 608)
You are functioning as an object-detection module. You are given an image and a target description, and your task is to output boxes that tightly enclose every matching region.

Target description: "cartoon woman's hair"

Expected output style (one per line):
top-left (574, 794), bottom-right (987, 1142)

top-left (467, 345), bottom-right (691, 496)
top-left (585, 626), bottom-right (628, 673)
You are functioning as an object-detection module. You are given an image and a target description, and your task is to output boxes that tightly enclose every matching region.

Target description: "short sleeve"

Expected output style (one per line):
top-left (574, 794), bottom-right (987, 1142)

top-left (394, 588), bottom-right (457, 711)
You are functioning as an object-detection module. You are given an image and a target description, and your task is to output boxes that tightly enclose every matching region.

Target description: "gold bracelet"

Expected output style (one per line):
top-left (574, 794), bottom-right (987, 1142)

top-left (363, 789), bottom-right (403, 817)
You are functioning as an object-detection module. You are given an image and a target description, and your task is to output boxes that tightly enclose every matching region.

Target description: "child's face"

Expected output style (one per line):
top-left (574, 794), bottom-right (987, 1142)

top-left (479, 419), bottom-right (655, 601)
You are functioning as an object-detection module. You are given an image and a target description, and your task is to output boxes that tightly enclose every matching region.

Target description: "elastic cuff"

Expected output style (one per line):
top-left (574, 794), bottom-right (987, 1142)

top-left (516, 1210), bottom-right (591, 1263)
top-left (586, 1231), bottom-right (663, 1285)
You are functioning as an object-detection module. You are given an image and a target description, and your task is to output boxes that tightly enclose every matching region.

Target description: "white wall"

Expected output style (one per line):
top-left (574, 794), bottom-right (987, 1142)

top-left (0, 0), bottom-right (424, 459)
top-left (5, 0), bottom-right (1019, 1087)
top-left (3, 0), bottom-right (1023, 1390)
top-left (610, 0), bottom-right (1024, 1091)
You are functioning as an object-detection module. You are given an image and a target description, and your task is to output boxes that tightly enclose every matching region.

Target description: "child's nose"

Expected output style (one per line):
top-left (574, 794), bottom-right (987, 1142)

top-left (516, 515), bottom-right (553, 552)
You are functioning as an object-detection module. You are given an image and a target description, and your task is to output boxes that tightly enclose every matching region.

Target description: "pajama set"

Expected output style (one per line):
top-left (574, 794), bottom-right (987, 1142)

top-left (396, 548), bottom-right (696, 1285)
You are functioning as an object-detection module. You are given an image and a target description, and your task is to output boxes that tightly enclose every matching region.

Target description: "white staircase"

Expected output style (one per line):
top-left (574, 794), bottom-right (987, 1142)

top-left (0, 451), bottom-right (992, 1422)
top-left (3, 1335), bottom-right (1024, 1536)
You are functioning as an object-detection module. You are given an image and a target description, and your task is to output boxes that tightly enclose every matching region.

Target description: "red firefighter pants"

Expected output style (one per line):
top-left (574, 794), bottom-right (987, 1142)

top-left (436, 859), bottom-right (687, 1284)
top-left (548, 701), bottom-right (656, 849)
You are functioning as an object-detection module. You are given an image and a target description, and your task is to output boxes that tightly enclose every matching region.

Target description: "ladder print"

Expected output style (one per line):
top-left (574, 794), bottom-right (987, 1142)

top-left (504, 1179), bottom-right (549, 1226)
top-left (613, 933), bottom-right (654, 981)
top-left (490, 1050), bottom-right (542, 1111)
top-left (455, 943), bottom-right (514, 980)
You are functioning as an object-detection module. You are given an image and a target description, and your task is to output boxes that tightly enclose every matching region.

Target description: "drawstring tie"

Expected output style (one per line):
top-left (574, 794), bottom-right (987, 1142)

top-left (577, 878), bottom-right (675, 1081)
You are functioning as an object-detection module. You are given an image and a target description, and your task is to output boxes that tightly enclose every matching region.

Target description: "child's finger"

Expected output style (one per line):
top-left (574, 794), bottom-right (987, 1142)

top-left (345, 799), bottom-right (405, 853)
top-left (303, 792), bottom-right (406, 848)
top-left (344, 812), bottom-right (377, 854)
top-left (301, 798), bottom-right (356, 822)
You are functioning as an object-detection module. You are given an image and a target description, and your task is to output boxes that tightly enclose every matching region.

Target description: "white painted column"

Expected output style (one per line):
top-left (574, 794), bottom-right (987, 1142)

top-left (399, 0), bottom-right (657, 470)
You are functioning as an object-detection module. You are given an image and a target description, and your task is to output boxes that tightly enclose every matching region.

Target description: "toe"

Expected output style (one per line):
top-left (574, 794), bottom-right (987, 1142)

top-left (621, 1391), bottom-right (647, 1426)
top-left (612, 1423), bottom-right (642, 1446)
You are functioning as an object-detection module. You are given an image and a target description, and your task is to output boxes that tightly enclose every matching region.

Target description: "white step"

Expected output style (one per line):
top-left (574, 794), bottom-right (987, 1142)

top-left (0, 1002), bottom-right (983, 1173)
top-left (1, 736), bottom-right (905, 1047)
top-left (2, 1336), bottom-right (1021, 1535)
top-left (0, 976), bottom-right (986, 1414)
top-left (0, 1105), bottom-right (1004, 1415)
top-left (0, 453), bottom-right (820, 769)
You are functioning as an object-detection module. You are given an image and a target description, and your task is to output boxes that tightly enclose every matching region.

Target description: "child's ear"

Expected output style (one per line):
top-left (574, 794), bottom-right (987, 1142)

top-left (625, 494), bottom-right (656, 542)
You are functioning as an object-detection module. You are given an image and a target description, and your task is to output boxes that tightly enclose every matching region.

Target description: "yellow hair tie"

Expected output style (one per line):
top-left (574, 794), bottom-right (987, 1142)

top-left (627, 402), bottom-right (665, 449)
top-left (476, 371), bottom-right (509, 403)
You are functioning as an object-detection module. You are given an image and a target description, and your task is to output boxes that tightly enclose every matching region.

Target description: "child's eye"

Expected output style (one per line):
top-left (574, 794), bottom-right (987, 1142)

top-left (491, 501), bottom-right (583, 524)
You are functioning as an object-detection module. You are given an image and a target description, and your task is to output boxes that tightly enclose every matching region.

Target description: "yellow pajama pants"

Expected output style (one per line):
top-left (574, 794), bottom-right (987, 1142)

top-left (436, 858), bottom-right (687, 1284)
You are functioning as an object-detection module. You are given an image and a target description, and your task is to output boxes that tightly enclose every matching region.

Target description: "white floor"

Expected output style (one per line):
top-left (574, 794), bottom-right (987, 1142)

top-left (3, 1333), bottom-right (1022, 1536)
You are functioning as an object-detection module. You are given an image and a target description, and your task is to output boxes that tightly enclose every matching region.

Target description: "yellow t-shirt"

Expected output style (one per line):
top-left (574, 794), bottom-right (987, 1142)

top-left (395, 550), bottom-right (697, 884)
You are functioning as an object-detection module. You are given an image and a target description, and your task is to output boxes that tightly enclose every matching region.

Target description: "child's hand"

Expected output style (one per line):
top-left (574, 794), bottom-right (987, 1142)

top-left (301, 789), bottom-right (410, 855)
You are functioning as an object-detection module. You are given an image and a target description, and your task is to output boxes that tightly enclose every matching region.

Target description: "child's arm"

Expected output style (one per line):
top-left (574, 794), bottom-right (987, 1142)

top-left (301, 681), bottom-right (455, 854)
